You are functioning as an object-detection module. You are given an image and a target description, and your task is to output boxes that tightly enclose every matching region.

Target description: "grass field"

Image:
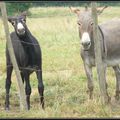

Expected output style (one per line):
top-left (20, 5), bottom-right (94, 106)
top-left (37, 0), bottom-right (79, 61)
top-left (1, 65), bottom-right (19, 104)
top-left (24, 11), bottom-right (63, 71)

top-left (0, 6), bottom-right (120, 118)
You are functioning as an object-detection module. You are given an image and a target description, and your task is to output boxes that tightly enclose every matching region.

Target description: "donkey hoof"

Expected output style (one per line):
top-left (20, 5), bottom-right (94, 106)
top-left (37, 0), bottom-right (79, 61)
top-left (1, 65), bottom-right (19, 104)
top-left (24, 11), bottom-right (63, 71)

top-left (42, 106), bottom-right (45, 110)
top-left (5, 107), bottom-right (10, 111)
top-left (27, 105), bottom-right (30, 110)
top-left (105, 96), bottom-right (111, 104)
top-left (86, 89), bottom-right (93, 99)
top-left (115, 95), bottom-right (120, 101)
top-left (89, 94), bottom-right (93, 99)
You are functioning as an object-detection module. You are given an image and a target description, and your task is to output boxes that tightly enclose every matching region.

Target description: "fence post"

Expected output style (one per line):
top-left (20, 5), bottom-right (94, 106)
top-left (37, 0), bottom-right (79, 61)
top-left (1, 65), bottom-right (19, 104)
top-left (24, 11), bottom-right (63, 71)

top-left (0, 2), bottom-right (28, 110)
top-left (91, 2), bottom-right (109, 104)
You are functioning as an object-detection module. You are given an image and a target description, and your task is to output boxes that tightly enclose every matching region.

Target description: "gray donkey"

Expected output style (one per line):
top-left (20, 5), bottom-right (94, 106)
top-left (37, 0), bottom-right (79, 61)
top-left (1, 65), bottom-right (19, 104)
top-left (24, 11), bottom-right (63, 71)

top-left (70, 6), bottom-right (120, 103)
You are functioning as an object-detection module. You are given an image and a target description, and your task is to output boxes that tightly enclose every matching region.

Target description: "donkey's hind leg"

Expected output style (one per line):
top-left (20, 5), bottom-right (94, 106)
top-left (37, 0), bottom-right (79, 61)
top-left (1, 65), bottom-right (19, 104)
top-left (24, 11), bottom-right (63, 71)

top-left (113, 65), bottom-right (120, 100)
top-left (36, 69), bottom-right (44, 109)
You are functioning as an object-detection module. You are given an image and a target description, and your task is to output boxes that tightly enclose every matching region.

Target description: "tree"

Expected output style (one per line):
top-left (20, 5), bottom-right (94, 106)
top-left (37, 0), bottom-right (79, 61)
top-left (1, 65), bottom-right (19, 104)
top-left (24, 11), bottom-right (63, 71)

top-left (6, 2), bottom-right (32, 16)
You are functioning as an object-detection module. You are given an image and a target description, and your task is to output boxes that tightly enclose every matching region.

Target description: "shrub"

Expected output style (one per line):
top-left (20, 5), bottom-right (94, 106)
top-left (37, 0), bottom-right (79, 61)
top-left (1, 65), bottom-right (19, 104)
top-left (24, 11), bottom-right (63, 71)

top-left (6, 2), bottom-right (32, 16)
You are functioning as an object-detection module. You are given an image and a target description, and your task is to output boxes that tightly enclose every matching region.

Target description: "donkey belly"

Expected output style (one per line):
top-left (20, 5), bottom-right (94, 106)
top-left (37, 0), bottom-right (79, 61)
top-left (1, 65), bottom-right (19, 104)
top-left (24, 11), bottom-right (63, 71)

top-left (105, 58), bottom-right (120, 67)
top-left (82, 54), bottom-right (120, 67)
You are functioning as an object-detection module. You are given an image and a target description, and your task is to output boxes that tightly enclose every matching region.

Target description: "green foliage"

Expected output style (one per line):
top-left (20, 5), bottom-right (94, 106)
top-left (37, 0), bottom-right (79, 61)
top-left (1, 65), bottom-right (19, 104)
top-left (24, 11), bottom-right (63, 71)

top-left (6, 2), bottom-right (32, 16)
top-left (4, 1), bottom-right (120, 16)
top-left (32, 1), bottom-right (90, 7)
top-left (32, 1), bottom-right (120, 7)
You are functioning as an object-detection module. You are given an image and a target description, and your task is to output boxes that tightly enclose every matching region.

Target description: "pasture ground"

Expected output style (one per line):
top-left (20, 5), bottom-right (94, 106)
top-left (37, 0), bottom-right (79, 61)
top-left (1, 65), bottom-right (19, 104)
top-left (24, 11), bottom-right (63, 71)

top-left (0, 6), bottom-right (120, 118)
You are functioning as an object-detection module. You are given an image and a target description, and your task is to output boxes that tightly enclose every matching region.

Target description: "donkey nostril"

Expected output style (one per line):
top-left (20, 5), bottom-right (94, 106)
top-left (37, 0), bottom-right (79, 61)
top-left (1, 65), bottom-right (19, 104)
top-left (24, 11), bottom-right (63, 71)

top-left (18, 28), bottom-right (25, 33)
top-left (86, 42), bottom-right (90, 46)
top-left (81, 42), bottom-right (84, 46)
top-left (82, 41), bottom-right (90, 46)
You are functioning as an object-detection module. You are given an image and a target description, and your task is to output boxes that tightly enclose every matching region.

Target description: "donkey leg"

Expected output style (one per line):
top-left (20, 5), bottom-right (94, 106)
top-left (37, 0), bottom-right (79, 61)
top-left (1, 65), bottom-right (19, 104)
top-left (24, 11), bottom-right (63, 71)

top-left (102, 67), bottom-right (111, 103)
top-left (36, 69), bottom-right (44, 109)
top-left (20, 72), bottom-right (25, 84)
top-left (84, 63), bottom-right (94, 99)
top-left (24, 72), bottom-right (31, 110)
top-left (113, 66), bottom-right (120, 100)
top-left (5, 65), bottom-right (13, 110)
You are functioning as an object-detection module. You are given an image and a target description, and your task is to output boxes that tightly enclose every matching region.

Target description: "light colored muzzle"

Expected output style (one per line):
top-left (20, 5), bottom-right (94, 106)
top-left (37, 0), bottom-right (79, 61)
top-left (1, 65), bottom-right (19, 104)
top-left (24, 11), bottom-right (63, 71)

top-left (17, 22), bottom-right (25, 35)
top-left (81, 32), bottom-right (91, 50)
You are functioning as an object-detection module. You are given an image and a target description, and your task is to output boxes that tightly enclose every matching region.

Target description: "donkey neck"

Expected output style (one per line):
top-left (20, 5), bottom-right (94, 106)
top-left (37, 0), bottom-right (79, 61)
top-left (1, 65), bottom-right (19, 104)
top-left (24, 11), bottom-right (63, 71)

top-left (17, 26), bottom-right (33, 43)
top-left (85, 31), bottom-right (95, 56)
top-left (17, 26), bottom-right (35, 56)
top-left (17, 26), bottom-right (38, 66)
top-left (87, 25), bottom-right (106, 58)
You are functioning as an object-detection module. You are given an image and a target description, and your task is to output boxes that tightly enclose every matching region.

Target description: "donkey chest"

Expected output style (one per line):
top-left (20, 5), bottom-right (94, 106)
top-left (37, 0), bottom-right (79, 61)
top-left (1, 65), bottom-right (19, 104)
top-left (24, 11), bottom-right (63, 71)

top-left (86, 55), bottom-right (95, 67)
top-left (14, 45), bottom-right (28, 66)
top-left (81, 50), bottom-right (95, 67)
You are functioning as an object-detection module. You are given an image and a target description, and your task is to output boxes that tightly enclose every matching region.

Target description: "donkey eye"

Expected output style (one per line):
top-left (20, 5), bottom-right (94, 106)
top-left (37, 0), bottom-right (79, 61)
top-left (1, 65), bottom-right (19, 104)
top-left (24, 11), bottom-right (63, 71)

top-left (77, 22), bottom-right (82, 26)
top-left (12, 21), bottom-right (16, 26)
top-left (90, 22), bottom-right (94, 26)
top-left (21, 19), bottom-right (26, 23)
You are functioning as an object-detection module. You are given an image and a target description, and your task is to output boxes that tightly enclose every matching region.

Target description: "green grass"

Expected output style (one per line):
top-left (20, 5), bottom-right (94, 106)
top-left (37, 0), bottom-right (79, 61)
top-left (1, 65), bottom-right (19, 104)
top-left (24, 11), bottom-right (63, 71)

top-left (0, 6), bottom-right (120, 118)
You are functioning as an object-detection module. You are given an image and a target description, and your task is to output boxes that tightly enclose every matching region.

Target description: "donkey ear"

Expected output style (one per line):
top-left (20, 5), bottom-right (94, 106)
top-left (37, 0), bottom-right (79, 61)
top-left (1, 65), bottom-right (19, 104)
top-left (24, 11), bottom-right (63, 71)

top-left (8, 17), bottom-right (16, 25)
top-left (85, 5), bottom-right (88, 11)
top-left (97, 6), bottom-right (108, 15)
top-left (69, 6), bottom-right (80, 15)
top-left (8, 17), bottom-right (12, 22)
top-left (20, 11), bottom-right (27, 18)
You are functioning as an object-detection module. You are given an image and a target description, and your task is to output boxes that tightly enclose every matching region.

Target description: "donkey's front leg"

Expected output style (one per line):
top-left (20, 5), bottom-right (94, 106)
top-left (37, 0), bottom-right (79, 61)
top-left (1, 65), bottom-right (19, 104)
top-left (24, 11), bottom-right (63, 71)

top-left (5, 65), bottom-right (13, 111)
top-left (83, 62), bottom-right (94, 99)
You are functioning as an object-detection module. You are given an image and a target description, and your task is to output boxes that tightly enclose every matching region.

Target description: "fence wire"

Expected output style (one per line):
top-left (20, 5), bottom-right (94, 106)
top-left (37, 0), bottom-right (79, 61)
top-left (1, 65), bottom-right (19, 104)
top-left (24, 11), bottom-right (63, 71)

top-left (0, 11), bottom-right (85, 103)
top-left (0, 20), bottom-right (81, 72)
